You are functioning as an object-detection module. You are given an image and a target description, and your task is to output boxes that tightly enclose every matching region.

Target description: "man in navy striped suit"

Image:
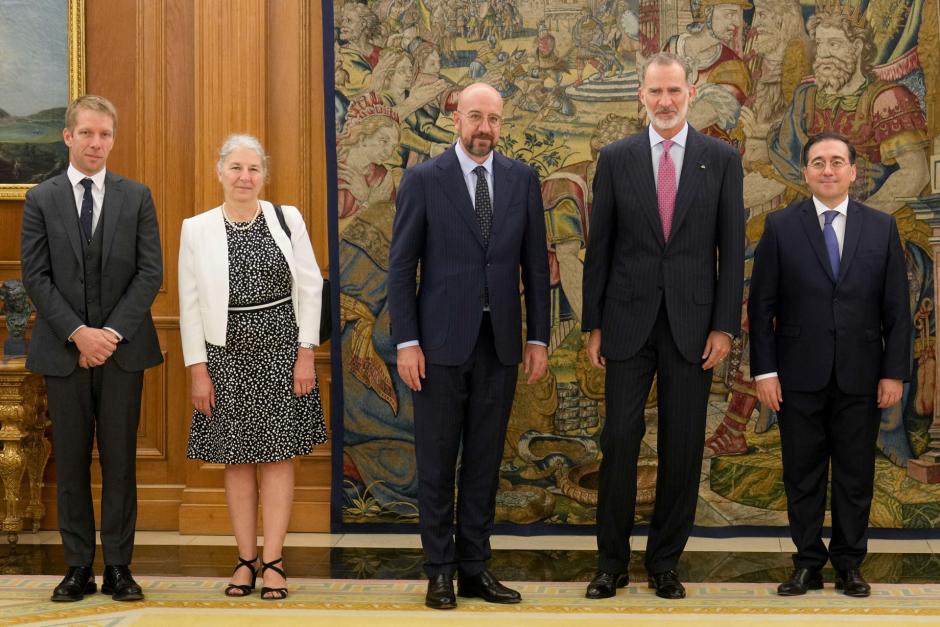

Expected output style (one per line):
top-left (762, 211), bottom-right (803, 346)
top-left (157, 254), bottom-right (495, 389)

top-left (581, 53), bottom-right (745, 600)
top-left (388, 82), bottom-right (550, 610)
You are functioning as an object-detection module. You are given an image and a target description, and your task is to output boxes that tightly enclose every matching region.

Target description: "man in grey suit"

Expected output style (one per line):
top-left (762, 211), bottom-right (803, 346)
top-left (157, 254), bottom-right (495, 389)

top-left (582, 53), bottom-right (745, 599)
top-left (20, 95), bottom-right (163, 602)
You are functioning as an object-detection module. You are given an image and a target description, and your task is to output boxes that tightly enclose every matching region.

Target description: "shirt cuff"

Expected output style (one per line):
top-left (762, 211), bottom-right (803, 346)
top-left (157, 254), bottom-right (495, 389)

top-left (397, 340), bottom-right (420, 349)
top-left (527, 341), bottom-right (547, 347)
top-left (754, 372), bottom-right (778, 381)
top-left (68, 325), bottom-right (86, 342)
top-left (104, 327), bottom-right (124, 342)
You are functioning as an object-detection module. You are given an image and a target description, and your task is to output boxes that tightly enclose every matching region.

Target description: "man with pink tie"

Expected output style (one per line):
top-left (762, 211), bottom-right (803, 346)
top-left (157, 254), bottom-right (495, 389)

top-left (582, 52), bottom-right (745, 600)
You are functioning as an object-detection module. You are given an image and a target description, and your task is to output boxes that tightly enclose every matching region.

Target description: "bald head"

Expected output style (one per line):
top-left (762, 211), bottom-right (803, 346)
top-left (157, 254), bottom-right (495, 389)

top-left (457, 82), bottom-right (503, 109)
top-left (454, 82), bottom-right (504, 163)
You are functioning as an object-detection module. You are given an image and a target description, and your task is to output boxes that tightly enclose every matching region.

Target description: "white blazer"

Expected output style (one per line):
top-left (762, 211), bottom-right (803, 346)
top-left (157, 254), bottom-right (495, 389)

top-left (178, 200), bottom-right (324, 366)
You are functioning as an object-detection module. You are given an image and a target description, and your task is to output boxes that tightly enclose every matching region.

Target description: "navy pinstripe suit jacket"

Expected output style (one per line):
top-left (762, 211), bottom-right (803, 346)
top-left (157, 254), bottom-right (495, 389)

top-left (582, 126), bottom-right (745, 363)
top-left (388, 146), bottom-right (550, 366)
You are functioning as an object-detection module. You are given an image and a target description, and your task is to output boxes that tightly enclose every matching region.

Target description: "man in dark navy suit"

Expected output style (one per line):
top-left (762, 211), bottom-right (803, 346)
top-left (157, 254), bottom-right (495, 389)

top-left (581, 52), bottom-right (745, 600)
top-left (388, 82), bottom-right (550, 610)
top-left (749, 132), bottom-right (911, 597)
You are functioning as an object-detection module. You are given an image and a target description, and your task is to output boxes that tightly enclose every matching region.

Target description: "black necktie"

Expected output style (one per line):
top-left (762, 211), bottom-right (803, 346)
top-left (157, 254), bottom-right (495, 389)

top-left (473, 165), bottom-right (493, 308)
top-left (79, 178), bottom-right (94, 242)
top-left (473, 165), bottom-right (493, 248)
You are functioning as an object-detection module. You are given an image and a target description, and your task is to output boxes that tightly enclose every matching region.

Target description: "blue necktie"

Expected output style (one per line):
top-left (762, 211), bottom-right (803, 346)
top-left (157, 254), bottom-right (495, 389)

top-left (79, 178), bottom-right (94, 242)
top-left (823, 210), bottom-right (840, 277)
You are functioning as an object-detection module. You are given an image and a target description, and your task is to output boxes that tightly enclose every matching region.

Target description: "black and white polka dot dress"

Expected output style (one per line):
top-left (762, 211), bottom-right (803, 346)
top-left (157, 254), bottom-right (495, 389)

top-left (186, 216), bottom-right (327, 464)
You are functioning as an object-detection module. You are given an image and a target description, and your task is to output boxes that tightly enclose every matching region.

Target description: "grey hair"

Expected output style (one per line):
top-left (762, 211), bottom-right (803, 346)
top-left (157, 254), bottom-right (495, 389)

top-left (216, 133), bottom-right (269, 176)
top-left (639, 52), bottom-right (694, 86)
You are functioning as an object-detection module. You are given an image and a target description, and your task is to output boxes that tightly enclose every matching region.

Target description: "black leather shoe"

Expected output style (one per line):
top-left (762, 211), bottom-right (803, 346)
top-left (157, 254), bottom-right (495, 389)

top-left (457, 569), bottom-right (521, 604)
top-left (648, 569), bottom-right (686, 599)
top-left (835, 568), bottom-right (870, 598)
top-left (425, 573), bottom-right (457, 610)
top-left (778, 567), bottom-right (823, 596)
top-left (585, 571), bottom-right (629, 599)
top-left (51, 566), bottom-right (96, 602)
top-left (102, 565), bottom-right (144, 602)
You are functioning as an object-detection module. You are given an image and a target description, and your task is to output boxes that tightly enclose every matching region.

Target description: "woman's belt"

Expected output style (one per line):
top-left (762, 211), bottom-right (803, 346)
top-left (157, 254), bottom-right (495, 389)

top-left (228, 295), bottom-right (291, 312)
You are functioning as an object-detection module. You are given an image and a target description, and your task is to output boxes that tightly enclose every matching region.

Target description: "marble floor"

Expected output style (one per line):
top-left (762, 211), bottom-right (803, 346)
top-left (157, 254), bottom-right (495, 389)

top-left (3, 532), bottom-right (940, 584)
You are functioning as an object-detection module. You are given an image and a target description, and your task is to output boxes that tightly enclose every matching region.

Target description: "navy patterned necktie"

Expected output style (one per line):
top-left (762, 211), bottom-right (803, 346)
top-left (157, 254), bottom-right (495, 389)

top-left (79, 178), bottom-right (94, 242)
top-left (823, 210), bottom-right (840, 277)
top-left (473, 165), bottom-right (493, 248)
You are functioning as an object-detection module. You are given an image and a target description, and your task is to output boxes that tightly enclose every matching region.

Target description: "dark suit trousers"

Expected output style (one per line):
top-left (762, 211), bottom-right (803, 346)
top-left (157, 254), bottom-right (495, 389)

top-left (45, 359), bottom-right (143, 567)
top-left (597, 301), bottom-right (711, 575)
top-left (778, 375), bottom-right (879, 571)
top-left (413, 313), bottom-right (518, 578)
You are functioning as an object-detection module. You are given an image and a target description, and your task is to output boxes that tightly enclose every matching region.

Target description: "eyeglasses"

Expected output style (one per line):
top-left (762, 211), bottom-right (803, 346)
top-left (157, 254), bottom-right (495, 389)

top-left (459, 110), bottom-right (503, 128)
top-left (807, 159), bottom-right (851, 171)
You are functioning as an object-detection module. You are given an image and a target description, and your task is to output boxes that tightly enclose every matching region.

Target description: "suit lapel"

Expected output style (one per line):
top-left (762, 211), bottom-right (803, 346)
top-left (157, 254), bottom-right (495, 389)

top-left (436, 146), bottom-right (485, 249)
top-left (668, 127), bottom-right (704, 243)
top-left (838, 200), bottom-right (862, 283)
top-left (798, 200), bottom-right (837, 283)
top-left (100, 172), bottom-right (125, 268)
top-left (51, 173), bottom-right (84, 266)
top-left (491, 152), bottom-right (513, 240)
top-left (629, 134), bottom-right (665, 248)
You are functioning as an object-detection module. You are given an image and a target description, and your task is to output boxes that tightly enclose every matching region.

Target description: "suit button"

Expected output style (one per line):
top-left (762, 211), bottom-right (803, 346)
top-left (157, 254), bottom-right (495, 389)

top-left (833, 298), bottom-right (838, 304)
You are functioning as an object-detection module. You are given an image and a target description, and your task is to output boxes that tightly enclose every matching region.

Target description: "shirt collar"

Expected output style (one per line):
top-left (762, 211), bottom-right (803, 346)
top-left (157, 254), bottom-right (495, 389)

top-left (649, 122), bottom-right (689, 149)
top-left (812, 195), bottom-right (849, 217)
top-left (68, 164), bottom-right (107, 191)
top-left (454, 140), bottom-right (494, 177)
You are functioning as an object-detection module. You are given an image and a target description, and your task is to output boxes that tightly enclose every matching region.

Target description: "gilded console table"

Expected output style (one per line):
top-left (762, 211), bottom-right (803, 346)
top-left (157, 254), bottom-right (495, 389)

top-left (0, 357), bottom-right (51, 545)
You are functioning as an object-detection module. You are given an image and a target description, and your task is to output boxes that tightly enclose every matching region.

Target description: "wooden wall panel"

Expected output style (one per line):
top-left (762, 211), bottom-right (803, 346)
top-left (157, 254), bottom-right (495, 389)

top-left (1, 0), bottom-right (332, 534)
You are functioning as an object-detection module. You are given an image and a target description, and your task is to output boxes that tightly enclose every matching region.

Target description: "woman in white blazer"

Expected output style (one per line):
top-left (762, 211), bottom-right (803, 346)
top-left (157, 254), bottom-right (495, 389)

top-left (178, 134), bottom-right (326, 600)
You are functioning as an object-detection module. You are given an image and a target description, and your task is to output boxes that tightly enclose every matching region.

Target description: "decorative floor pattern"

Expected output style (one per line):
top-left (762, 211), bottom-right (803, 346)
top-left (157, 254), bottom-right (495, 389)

top-left (5, 576), bottom-right (940, 625)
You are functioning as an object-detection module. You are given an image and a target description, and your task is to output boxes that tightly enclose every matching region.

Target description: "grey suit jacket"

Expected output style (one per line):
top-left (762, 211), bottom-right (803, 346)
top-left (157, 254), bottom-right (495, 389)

top-left (20, 171), bottom-right (164, 376)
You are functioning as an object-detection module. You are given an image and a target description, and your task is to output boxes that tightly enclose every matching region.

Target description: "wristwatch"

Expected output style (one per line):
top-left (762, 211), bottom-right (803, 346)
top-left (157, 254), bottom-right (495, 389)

top-left (297, 341), bottom-right (315, 349)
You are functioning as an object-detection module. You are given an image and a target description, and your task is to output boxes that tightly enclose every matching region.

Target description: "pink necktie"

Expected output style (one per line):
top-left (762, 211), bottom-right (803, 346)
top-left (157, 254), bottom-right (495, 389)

top-left (658, 139), bottom-right (677, 241)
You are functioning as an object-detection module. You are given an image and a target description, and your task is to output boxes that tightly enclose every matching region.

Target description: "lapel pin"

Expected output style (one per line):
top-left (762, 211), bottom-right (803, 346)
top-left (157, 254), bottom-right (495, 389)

top-left (699, 164), bottom-right (706, 169)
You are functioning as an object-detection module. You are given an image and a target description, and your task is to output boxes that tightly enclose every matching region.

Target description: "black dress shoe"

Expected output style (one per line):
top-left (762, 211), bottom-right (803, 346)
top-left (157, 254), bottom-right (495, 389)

top-left (778, 567), bottom-right (823, 596)
top-left (648, 569), bottom-right (686, 599)
top-left (51, 566), bottom-right (96, 602)
top-left (457, 569), bottom-right (521, 604)
top-left (102, 565), bottom-right (144, 602)
top-left (585, 571), bottom-right (629, 599)
top-left (425, 573), bottom-right (457, 610)
top-left (835, 568), bottom-right (870, 598)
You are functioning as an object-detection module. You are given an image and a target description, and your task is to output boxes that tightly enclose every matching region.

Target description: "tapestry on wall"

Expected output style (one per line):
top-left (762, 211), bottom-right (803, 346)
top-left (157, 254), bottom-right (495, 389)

top-left (330, 0), bottom-right (940, 531)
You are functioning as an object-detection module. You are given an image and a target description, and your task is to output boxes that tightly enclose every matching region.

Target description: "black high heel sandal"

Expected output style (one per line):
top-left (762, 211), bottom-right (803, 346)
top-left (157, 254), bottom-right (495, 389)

top-left (224, 555), bottom-right (258, 597)
top-left (260, 557), bottom-right (288, 600)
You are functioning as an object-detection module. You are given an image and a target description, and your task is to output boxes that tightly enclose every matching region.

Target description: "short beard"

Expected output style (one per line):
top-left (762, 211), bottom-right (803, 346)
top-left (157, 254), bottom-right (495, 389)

top-left (461, 133), bottom-right (494, 157)
top-left (645, 101), bottom-right (689, 132)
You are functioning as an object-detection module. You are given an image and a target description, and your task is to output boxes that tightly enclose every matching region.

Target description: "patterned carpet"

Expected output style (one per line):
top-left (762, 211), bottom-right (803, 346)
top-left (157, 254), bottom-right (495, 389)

top-left (4, 577), bottom-right (940, 625)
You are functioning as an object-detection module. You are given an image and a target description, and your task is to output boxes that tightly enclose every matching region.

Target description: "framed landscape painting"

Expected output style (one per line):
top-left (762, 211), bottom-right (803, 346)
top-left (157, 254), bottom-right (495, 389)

top-left (0, 0), bottom-right (84, 200)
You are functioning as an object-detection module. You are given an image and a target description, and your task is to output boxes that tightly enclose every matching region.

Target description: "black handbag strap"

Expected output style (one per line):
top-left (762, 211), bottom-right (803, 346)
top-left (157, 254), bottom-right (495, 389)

top-left (273, 204), bottom-right (292, 239)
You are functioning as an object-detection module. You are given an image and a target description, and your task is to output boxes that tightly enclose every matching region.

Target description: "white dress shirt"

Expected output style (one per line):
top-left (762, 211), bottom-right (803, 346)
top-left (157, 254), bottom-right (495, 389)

top-left (649, 122), bottom-right (688, 187)
top-left (67, 164), bottom-right (106, 234)
top-left (812, 194), bottom-right (848, 256)
top-left (754, 194), bottom-right (849, 381)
